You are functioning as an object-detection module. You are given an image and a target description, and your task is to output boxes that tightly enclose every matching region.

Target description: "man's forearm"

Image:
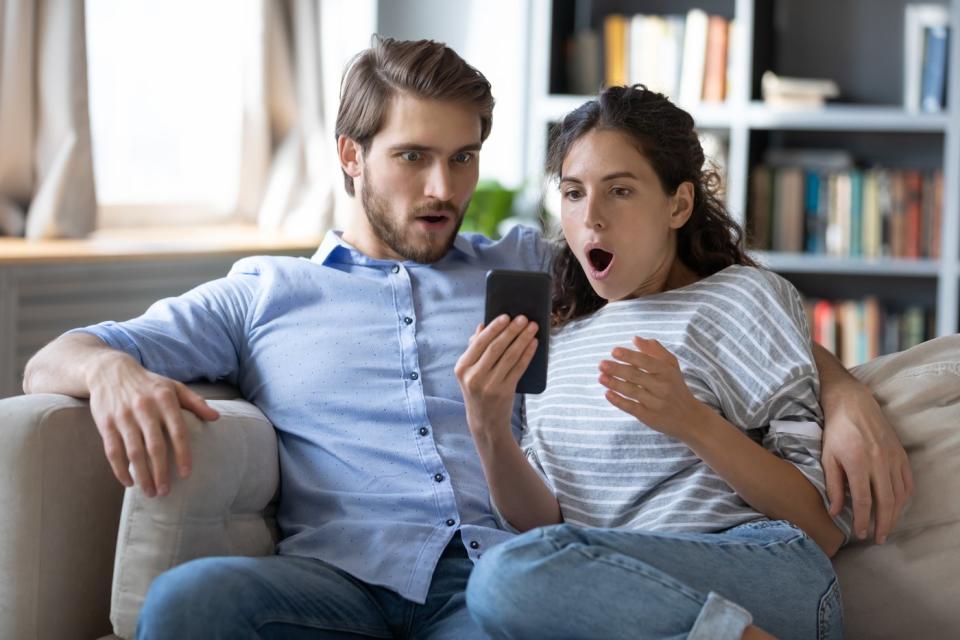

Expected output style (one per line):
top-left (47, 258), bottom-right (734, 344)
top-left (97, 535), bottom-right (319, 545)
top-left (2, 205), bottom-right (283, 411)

top-left (23, 332), bottom-right (129, 397)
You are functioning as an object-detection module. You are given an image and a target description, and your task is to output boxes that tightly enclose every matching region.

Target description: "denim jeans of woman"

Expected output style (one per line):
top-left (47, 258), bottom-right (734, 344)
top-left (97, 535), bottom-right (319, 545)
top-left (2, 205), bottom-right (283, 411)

top-left (466, 519), bottom-right (842, 640)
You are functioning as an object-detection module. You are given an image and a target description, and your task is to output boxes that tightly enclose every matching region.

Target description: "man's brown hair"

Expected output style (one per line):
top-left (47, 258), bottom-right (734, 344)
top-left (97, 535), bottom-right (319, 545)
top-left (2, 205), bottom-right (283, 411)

top-left (335, 36), bottom-right (495, 196)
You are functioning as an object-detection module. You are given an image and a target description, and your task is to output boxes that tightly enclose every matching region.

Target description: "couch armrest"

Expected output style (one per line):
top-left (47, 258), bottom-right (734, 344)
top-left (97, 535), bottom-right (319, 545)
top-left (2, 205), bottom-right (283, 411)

top-left (110, 398), bottom-right (279, 639)
top-left (0, 394), bottom-right (124, 640)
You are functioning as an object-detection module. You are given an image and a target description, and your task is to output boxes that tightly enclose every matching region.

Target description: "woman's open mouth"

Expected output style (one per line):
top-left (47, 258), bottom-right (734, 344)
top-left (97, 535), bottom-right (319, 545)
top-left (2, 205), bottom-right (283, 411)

top-left (586, 246), bottom-right (615, 279)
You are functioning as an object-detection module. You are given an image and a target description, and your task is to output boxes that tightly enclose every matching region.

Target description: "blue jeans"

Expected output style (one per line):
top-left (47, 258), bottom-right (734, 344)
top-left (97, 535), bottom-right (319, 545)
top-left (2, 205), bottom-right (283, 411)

top-left (136, 534), bottom-right (486, 639)
top-left (467, 520), bottom-right (842, 640)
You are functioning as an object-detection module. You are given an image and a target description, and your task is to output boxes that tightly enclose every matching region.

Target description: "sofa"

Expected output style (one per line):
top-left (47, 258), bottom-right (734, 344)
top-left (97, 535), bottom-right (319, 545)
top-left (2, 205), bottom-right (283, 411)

top-left (2, 335), bottom-right (959, 640)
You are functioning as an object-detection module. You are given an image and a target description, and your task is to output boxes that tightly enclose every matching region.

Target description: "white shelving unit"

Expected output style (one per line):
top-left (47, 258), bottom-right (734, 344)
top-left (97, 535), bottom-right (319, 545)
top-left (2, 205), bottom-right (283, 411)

top-left (526, 0), bottom-right (960, 338)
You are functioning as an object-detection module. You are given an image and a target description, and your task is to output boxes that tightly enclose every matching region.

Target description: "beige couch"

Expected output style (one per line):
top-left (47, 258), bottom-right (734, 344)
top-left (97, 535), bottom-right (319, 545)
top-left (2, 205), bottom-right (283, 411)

top-left (2, 336), bottom-right (959, 640)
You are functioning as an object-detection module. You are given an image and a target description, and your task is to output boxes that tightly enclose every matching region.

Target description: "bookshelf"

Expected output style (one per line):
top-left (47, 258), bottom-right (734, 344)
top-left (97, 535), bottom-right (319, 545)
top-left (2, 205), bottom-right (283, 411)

top-left (526, 0), bottom-right (960, 364)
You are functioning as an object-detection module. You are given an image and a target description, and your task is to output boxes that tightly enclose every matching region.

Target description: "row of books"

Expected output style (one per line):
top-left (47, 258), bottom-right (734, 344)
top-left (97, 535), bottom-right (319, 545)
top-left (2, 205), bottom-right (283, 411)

top-left (601, 10), bottom-right (734, 103)
top-left (748, 162), bottom-right (943, 259)
top-left (904, 4), bottom-right (952, 113)
top-left (805, 297), bottom-right (934, 368)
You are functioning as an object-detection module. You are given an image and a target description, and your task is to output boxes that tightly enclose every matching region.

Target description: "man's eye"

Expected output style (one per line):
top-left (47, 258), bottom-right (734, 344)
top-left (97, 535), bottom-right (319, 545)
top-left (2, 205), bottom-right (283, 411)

top-left (453, 152), bottom-right (473, 164)
top-left (401, 151), bottom-right (422, 162)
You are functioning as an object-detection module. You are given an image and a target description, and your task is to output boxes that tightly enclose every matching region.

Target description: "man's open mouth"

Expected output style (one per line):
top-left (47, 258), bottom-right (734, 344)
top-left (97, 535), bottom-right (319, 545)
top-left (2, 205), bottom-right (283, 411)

top-left (587, 247), bottom-right (615, 275)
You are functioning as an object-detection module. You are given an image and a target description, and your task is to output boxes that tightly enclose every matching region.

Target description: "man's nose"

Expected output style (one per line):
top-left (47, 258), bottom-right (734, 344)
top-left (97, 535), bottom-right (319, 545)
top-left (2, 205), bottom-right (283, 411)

top-left (424, 164), bottom-right (455, 201)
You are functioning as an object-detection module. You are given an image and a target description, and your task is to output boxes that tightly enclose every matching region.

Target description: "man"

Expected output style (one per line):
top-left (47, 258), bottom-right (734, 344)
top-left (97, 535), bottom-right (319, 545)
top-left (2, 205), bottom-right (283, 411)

top-left (24, 37), bottom-right (911, 638)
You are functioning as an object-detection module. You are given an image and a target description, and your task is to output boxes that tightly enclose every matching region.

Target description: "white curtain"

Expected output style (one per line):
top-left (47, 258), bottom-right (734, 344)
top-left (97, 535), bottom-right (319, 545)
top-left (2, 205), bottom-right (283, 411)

top-left (238, 0), bottom-right (340, 237)
top-left (0, 0), bottom-right (96, 239)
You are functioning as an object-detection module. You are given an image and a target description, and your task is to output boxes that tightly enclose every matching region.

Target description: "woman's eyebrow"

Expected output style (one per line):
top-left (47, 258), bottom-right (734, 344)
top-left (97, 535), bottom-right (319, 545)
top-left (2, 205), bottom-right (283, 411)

top-left (560, 171), bottom-right (638, 184)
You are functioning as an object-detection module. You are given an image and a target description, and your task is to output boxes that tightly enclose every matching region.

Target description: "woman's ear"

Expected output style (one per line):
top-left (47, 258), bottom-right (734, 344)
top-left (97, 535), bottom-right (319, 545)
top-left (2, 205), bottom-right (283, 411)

top-left (669, 181), bottom-right (695, 229)
top-left (338, 135), bottom-right (363, 180)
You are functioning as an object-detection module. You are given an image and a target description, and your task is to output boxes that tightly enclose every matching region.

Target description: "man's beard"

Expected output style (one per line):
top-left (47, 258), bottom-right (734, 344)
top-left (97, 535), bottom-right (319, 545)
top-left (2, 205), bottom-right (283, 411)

top-left (360, 177), bottom-right (468, 264)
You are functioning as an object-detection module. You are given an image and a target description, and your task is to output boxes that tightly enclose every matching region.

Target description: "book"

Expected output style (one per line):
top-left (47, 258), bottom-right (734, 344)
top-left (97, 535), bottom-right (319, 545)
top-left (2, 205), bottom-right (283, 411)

top-left (702, 15), bottom-right (729, 102)
top-left (813, 300), bottom-right (837, 353)
top-left (604, 15), bottom-right (629, 87)
top-left (662, 15), bottom-right (686, 100)
top-left (861, 169), bottom-right (881, 259)
top-left (904, 171), bottom-right (923, 259)
top-left (904, 4), bottom-right (950, 111)
top-left (932, 171), bottom-right (943, 259)
top-left (803, 171), bottom-right (823, 254)
top-left (567, 29), bottom-right (602, 95)
top-left (774, 167), bottom-right (804, 252)
top-left (761, 71), bottom-right (839, 107)
top-left (850, 170), bottom-right (863, 257)
top-left (920, 25), bottom-right (950, 112)
top-left (725, 19), bottom-right (738, 102)
top-left (678, 9), bottom-right (708, 104)
top-left (749, 165), bottom-right (773, 249)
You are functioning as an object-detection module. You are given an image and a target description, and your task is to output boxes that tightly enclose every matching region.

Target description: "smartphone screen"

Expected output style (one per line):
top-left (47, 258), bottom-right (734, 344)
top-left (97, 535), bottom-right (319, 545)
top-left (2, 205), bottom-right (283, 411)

top-left (483, 269), bottom-right (552, 394)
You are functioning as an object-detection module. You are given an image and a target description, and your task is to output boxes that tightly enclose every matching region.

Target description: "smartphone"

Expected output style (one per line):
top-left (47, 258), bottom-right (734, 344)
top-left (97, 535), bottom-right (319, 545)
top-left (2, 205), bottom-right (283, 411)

top-left (484, 269), bottom-right (552, 394)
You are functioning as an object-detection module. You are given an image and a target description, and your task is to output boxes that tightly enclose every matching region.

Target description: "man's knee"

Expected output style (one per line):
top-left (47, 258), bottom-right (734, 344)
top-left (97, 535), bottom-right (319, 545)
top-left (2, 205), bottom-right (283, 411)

top-left (137, 557), bottom-right (255, 639)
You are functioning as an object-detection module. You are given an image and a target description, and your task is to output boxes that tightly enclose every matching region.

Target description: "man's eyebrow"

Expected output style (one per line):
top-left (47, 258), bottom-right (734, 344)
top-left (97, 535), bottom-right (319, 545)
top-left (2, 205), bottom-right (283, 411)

top-left (387, 143), bottom-right (482, 153)
top-left (560, 171), bottom-right (638, 183)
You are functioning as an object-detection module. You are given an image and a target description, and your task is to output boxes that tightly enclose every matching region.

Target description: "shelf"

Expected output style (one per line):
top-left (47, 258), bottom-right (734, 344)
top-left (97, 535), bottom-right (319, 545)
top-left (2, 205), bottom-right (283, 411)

top-left (535, 95), bottom-right (736, 129)
top-left (743, 103), bottom-right (952, 132)
top-left (751, 252), bottom-right (941, 276)
top-left (536, 98), bottom-right (952, 133)
top-left (0, 224), bottom-right (320, 265)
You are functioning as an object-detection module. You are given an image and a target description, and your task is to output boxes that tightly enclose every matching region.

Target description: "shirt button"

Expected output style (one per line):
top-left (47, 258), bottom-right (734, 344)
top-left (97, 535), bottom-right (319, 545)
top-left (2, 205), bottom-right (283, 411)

top-left (404, 316), bottom-right (413, 325)
top-left (434, 473), bottom-right (444, 483)
top-left (419, 427), bottom-right (429, 436)
top-left (446, 518), bottom-right (456, 527)
top-left (469, 540), bottom-right (480, 549)
top-left (391, 264), bottom-right (400, 274)
top-left (410, 372), bottom-right (419, 380)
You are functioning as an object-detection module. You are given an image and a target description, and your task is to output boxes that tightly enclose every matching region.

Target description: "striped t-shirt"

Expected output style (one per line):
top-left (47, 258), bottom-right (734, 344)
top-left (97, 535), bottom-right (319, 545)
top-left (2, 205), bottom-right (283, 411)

top-left (521, 265), bottom-right (853, 540)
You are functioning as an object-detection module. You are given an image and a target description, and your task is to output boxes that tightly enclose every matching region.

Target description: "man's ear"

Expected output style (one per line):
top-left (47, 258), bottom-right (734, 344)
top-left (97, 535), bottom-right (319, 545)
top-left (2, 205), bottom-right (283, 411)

top-left (338, 135), bottom-right (363, 180)
top-left (669, 181), bottom-right (695, 229)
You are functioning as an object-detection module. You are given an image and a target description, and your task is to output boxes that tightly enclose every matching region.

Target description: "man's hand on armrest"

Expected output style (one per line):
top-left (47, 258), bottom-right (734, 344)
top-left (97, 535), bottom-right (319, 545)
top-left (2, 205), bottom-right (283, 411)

top-left (23, 332), bottom-right (220, 498)
top-left (812, 342), bottom-right (914, 544)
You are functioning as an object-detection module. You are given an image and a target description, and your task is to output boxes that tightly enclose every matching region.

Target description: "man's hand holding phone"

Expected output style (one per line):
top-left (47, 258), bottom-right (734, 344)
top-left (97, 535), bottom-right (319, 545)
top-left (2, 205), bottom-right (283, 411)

top-left (455, 314), bottom-right (538, 446)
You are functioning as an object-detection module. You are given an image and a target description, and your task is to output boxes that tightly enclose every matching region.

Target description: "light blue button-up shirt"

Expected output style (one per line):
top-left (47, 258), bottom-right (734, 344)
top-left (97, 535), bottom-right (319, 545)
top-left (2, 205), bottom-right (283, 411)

top-left (74, 225), bottom-right (552, 603)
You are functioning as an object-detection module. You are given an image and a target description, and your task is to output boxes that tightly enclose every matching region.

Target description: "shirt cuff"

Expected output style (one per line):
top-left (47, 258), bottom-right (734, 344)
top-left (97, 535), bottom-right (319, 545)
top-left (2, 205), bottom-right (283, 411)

top-left (65, 325), bottom-right (143, 364)
top-left (688, 591), bottom-right (754, 640)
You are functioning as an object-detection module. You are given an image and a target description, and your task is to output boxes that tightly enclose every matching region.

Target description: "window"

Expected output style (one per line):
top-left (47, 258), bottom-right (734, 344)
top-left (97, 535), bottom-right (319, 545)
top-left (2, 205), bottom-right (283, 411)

top-left (85, 0), bottom-right (253, 227)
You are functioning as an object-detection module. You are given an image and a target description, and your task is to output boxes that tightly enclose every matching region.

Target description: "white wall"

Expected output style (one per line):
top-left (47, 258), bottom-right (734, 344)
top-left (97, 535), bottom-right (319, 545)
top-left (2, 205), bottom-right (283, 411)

top-left (377, 0), bottom-right (531, 189)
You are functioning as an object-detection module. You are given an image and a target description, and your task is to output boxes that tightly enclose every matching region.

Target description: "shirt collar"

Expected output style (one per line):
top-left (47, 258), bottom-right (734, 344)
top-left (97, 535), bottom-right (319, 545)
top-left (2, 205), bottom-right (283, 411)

top-left (311, 230), bottom-right (477, 265)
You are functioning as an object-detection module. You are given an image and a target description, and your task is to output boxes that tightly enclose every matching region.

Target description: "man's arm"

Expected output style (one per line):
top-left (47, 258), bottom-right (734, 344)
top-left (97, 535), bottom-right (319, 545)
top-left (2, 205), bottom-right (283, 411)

top-left (24, 332), bottom-right (220, 498)
top-left (812, 342), bottom-right (914, 543)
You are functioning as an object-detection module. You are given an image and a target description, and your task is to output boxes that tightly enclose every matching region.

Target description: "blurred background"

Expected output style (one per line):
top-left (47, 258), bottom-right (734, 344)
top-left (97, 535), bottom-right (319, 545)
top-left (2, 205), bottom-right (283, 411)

top-left (0, 0), bottom-right (958, 397)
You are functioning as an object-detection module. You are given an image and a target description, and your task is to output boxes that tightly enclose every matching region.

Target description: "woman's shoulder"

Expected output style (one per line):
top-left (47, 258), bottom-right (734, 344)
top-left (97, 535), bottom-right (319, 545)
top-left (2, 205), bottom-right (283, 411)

top-left (707, 264), bottom-right (795, 300)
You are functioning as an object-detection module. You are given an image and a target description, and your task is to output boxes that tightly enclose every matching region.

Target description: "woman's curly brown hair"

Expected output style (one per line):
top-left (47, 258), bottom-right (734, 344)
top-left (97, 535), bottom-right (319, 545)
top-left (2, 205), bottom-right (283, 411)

top-left (547, 84), bottom-right (757, 327)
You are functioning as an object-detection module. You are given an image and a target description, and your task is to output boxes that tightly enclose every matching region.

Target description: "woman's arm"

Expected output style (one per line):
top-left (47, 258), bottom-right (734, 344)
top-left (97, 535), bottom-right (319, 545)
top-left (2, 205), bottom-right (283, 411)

top-left (600, 337), bottom-right (845, 557)
top-left (812, 342), bottom-right (913, 543)
top-left (455, 315), bottom-right (563, 532)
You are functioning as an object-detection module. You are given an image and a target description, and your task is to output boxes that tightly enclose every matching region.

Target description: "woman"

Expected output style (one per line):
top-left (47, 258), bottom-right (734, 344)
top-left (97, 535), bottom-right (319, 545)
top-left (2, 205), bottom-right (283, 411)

top-left (455, 85), bottom-right (852, 640)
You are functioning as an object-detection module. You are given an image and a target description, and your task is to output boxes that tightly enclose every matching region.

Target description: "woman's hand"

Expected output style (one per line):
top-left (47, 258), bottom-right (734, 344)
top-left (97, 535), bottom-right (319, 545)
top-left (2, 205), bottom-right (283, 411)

top-left (455, 314), bottom-right (539, 446)
top-left (812, 342), bottom-right (914, 544)
top-left (820, 384), bottom-right (914, 544)
top-left (599, 337), bottom-right (703, 439)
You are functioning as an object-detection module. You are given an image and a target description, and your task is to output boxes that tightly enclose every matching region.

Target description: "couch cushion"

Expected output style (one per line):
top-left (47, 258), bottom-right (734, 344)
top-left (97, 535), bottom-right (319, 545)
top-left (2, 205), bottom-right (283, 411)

top-left (110, 399), bottom-right (279, 639)
top-left (835, 334), bottom-right (960, 638)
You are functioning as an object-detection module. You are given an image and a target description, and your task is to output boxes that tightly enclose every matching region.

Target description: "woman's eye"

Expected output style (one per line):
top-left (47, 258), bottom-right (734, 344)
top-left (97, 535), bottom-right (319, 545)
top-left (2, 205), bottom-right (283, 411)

top-left (612, 187), bottom-right (631, 197)
top-left (401, 151), bottom-right (421, 162)
top-left (562, 190), bottom-right (583, 201)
